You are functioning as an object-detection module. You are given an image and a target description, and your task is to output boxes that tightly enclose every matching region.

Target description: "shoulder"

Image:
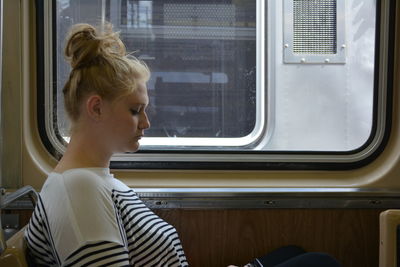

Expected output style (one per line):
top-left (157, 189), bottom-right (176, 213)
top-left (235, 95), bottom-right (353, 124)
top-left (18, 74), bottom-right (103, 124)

top-left (58, 168), bottom-right (109, 198)
top-left (42, 168), bottom-right (105, 190)
top-left (39, 168), bottom-right (113, 216)
top-left (107, 176), bottom-right (132, 192)
top-left (62, 168), bottom-right (105, 186)
top-left (62, 168), bottom-right (130, 193)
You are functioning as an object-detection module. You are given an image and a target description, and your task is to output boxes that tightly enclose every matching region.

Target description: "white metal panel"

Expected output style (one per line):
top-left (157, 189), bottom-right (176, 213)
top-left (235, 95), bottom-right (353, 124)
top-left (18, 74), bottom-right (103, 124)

top-left (263, 0), bottom-right (376, 151)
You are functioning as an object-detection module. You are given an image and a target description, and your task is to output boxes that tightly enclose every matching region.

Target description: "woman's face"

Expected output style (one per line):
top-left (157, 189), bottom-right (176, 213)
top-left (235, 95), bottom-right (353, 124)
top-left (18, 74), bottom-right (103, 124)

top-left (102, 82), bottom-right (150, 153)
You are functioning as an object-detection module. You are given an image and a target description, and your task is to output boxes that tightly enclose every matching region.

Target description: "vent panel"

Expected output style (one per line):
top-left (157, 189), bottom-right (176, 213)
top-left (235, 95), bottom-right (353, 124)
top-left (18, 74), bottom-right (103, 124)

top-left (293, 0), bottom-right (337, 54)
top-left (284, 0), bottom-right (345, 64)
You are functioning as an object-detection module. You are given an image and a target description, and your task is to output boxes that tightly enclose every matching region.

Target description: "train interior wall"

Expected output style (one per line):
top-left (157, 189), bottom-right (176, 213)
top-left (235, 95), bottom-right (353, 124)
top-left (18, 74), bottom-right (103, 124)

top-left (5, 208), bottom-right (382, 267)
top-left (1, 1), bottom-right (399, 267)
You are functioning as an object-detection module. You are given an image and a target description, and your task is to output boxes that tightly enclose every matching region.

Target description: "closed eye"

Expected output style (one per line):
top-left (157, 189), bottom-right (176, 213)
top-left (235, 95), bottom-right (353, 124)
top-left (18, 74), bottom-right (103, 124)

top-left (130, 108), bottom-right (140, 115)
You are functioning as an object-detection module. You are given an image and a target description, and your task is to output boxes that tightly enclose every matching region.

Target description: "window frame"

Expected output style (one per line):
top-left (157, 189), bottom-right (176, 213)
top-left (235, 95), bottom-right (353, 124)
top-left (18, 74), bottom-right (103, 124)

top-left (36, 0), bottom-right (396, 170)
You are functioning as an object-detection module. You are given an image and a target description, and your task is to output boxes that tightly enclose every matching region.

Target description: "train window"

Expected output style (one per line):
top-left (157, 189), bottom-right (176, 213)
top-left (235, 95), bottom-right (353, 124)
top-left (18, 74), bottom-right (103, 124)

top-left (39, 0), bottom-right (393, 169)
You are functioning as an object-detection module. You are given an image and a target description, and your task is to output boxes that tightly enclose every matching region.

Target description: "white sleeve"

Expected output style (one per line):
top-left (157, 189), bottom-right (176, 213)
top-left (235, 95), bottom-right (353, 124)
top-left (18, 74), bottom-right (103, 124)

top-left (40, 170), bottom-right (129, 265)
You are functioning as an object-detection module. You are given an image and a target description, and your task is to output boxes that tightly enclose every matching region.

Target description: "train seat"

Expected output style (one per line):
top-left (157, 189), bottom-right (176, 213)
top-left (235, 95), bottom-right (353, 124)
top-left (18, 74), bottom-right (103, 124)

top-left (0, 186), bottom-right (38, 267)
top-left (379, 209), bottom-right (400, 267)
top-left (0, 226), bottom-right (28, 267)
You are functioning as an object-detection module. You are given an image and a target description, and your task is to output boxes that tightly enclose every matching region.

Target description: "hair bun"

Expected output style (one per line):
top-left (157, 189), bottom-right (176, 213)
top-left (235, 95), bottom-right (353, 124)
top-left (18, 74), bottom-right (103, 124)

top-left (64, 23), bottom-right (125, 69)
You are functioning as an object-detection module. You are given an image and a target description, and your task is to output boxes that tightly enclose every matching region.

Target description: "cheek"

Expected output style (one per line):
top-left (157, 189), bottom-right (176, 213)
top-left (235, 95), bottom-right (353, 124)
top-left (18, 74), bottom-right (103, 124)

top-left (130, 116), bottom-right (140, 128)
top-left (108, 113), bottom-right (139, 138)
top-left (121, 116), bottom-right (139, 132)
top-left (108, 117), bottom-right (128, 136)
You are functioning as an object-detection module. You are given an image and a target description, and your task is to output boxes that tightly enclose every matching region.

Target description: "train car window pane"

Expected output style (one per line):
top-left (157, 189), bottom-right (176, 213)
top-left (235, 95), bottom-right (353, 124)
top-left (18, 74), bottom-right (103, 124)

top-left (49, 0), bottom-right (384, 164)
top-left (56, 0), bottom-right (259, 149)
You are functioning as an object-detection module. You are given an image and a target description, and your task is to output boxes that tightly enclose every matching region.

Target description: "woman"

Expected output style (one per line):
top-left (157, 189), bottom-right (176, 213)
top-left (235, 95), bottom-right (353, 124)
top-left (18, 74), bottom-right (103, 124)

top-left (25, 23), bottom-right (187, 266)
top-left (24, 22), bottom-right (341, 267)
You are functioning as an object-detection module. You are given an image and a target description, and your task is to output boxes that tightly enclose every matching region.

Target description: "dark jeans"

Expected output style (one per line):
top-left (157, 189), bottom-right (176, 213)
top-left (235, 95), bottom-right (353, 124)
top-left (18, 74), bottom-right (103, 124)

top-left (250, 246), bottom-right (341, 267)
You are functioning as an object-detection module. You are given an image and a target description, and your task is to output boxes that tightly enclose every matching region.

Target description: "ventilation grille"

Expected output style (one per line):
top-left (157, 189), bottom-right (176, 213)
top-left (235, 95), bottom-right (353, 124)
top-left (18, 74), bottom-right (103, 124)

top-left (293, 0), bottom-right (337, 54)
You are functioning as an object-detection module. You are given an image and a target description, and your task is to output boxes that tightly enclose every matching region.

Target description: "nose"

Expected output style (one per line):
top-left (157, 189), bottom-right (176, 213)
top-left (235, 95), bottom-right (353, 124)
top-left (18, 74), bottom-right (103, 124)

top-left (139, 111), bottom-right (150, 130)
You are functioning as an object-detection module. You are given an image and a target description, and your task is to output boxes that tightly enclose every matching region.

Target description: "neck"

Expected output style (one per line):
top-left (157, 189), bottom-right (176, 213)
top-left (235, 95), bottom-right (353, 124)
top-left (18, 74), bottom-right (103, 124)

top-left (55, 131), bottom-right (113, 172)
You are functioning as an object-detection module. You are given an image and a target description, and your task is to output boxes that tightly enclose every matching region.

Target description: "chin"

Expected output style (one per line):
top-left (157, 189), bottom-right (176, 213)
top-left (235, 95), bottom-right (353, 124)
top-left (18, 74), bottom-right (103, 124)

top-left (127, 142), bottom-right (140, 153)
top-left (118, 140), bottom-right (141, 153)
top-left (115, 146), bottom-right (139, 154)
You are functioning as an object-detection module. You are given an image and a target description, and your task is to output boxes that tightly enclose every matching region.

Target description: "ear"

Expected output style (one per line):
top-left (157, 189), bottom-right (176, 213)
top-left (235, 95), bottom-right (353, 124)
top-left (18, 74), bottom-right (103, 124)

top-left (85, 95), bottom-right (103, 121)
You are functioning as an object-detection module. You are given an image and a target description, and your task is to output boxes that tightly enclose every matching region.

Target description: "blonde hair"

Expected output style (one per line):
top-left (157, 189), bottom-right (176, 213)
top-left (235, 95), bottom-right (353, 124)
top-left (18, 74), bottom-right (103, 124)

top-left (62, 23), bottom-right (150, 122)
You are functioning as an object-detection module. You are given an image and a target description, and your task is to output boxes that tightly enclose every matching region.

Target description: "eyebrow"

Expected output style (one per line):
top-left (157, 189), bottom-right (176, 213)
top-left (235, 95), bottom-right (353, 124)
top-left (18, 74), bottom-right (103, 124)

top-left (129, 102), bottom-right (149, 107)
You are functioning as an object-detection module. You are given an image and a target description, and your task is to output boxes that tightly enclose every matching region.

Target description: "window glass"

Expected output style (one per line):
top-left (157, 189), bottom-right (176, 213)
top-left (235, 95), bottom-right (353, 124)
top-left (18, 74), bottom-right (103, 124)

top-left (56, 0), bottom-right (257, 147)
top-left (54, 0), bottom-right (377, 153)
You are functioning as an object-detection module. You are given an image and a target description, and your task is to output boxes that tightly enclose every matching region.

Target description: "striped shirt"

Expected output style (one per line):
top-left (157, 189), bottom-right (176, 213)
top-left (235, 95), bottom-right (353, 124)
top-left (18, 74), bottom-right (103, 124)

top-left (25, 168), bottom-right (188, 267)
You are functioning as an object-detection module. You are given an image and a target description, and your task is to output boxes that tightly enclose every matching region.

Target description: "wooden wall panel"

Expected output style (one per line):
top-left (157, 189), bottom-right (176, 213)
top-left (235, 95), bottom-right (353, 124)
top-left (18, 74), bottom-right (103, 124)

top-left (155, 209), bottom-right (383, 267)
top-left (8, 208), bottom-right (383, 267)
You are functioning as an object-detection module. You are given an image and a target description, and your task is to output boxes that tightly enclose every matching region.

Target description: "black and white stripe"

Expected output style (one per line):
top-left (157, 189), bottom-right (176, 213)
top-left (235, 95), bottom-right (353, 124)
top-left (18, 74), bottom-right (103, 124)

top-left (26, 188), bottom-right (188, 266)
top-left (112, 189), bottom-right (188, 267)
top-left (64, 241), bottom-right (130, 267)
top-left (25, 196), bottom-right (59, 266)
